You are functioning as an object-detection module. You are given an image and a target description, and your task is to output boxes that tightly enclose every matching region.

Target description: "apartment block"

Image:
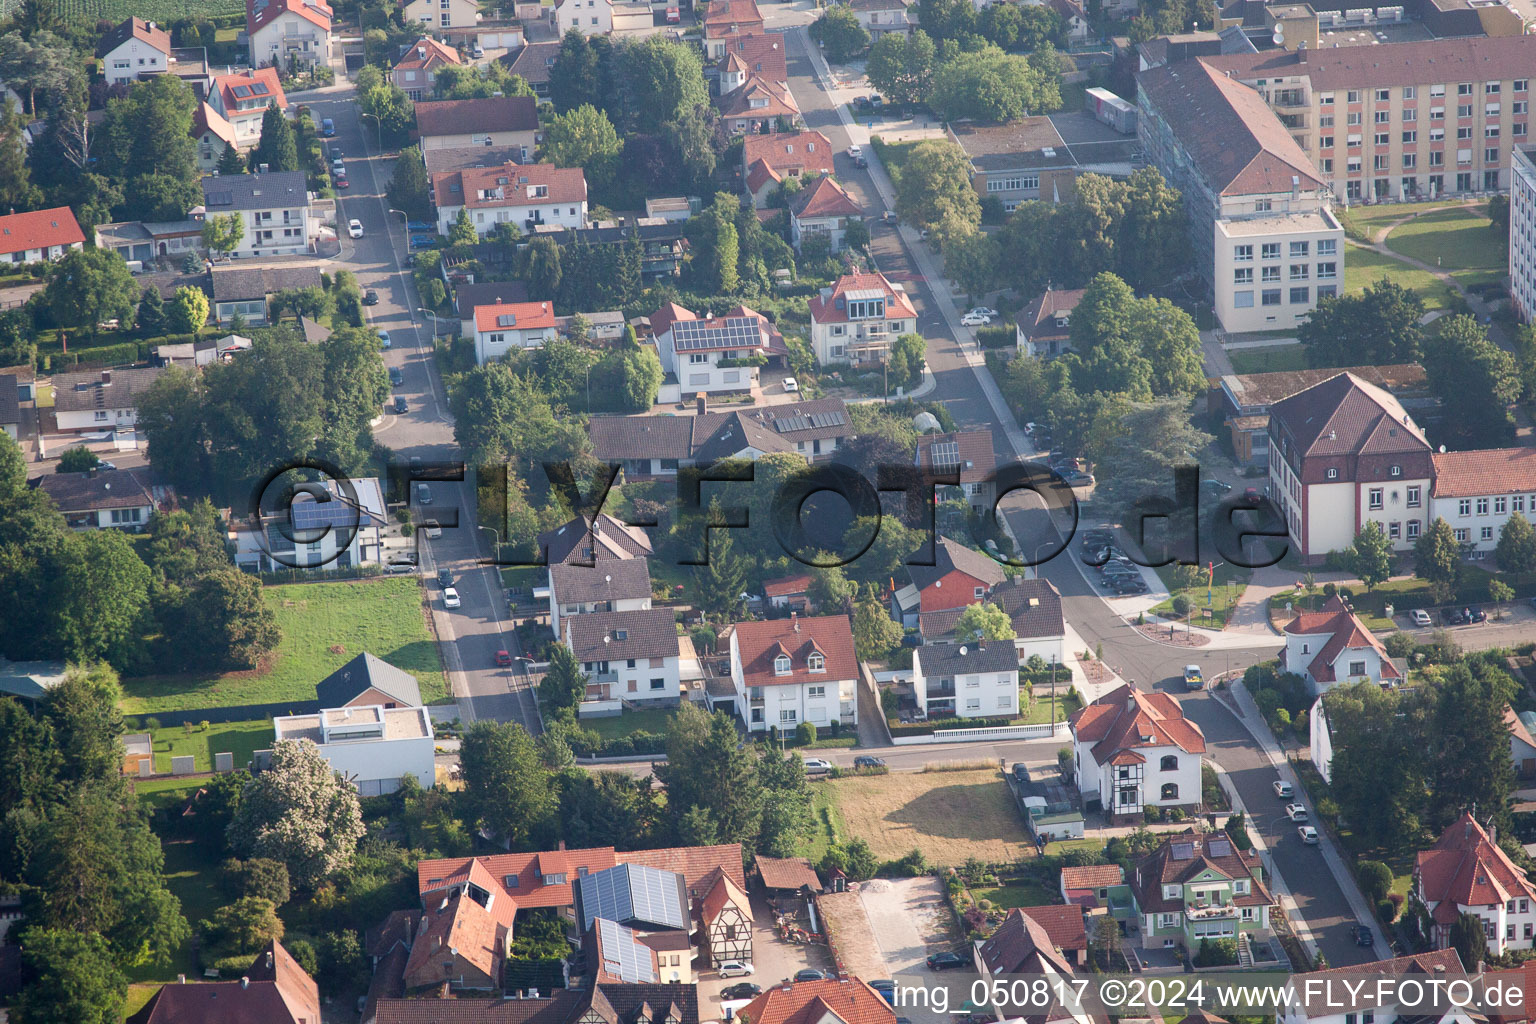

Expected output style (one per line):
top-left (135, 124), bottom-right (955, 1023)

top-left (1513, 145), bottom-right (1536, 323)
top-left (1203, 36), bottom-right (1536, 202)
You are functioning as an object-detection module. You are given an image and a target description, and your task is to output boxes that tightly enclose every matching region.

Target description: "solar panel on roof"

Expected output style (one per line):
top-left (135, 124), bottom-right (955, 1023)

top-left (250, 82), bottom-right (270, 95)
top-left (206, 191), bottom-right (233, 206)
top-left (575, 864), bottom-right (688, 933)
top-left (289, 498), bottom-right (361, 533)
top-left (772, 414), bottom-right (811, 433)
top-left (597, 919), bottom-right (657, 983)
top-left (1206, 838), bottom-right (1233, 858)
top-left (929, 440), bottom-right (961, 469)
top-left (232, 84), bottom-right (252, 98)
top-left (843, 288), bottom-right (885, 302)
top-left (1171, 842), bottom-right (1196, 861)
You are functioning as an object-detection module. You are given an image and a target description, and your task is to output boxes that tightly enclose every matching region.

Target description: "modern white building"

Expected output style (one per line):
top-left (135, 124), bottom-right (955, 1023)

top-left (1431, 447), bottom-right (1536, 554)
top-left (230, 476), bottom-right (388, 574)
top-left (565, 608), bottom-right (682, 713)
top-left (202, 171), bottom-right (313, 258)
top-left (807, 270), bottom-right (919, 366)
top-left (97, 17), bottom-right (172, 86)
top-left (1280, 594), bottom-right (1402, 695)
top-left (548, 557), bottom-right (653, 639)
top-left (1515, 145), bottom-right (1536, 325)
top-left (911, 641), bottom-right (1018, 719)
top-left (431, 162), bottom-right (587, 237)
top-left (246, 0), bottom-right (333, 70)
top-left (270, 706), bottom-right (434, 796)
top-left (404, 0), bottom-right (480, 29)
top-left (1214, 212), bottom-right (1345, 334)
top-left (728, 614), bottom-right (858, 734)
top-left (554, 0), bottom-right (613, 34)
top-left (1069, 685), bottom-right (1205, 823)
top-left (472, 300), bottom-right (559, 364)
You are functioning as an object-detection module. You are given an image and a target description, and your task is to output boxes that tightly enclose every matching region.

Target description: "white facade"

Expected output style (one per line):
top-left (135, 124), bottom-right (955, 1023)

top-left (1214, 210), bottom-right (1345, 334)
top-left (404, 0), bottom-right (480, 29)
top-left (790, 209), bottom-right (856, 254)
top-left (102, 35), bottom-right (170, 86)
top-left (231, 477), bottom-right (387, 573)
top-left (808, 293), bottom-right (917, 365)
top-left (571, 648), bottom-right (682, 703)
top-left (1309, 697), bottom-right (1334, 785)
top-left (1431, 486), bottom-right (1536, 554)
top-left (1515, 146), bottom-right (1536, 325)
top-left (56, 403), bottom-right (140, 433)
top-left (248, 7), bottom-right (332, 68)
top-left (272, 706), bottom-right (435, 796)
top-left (435, 197), bottom-right (586, 237)
top-left (728, 632), bottom-right (857, 733)
top-left (1072, 737), bottom-right (1202, 819)
top-left (1268, 451), bottom-right (1432, 559)
top-left (911, 650), bottom-right (1018, 719)
top-left (548, 586), bottom-right (652, 639)
top-left (474, 321), bottom-right (557, 364)
top-left (1285, 627), bottom-right (1389, 695)
top-left (555, 0), bottom-right (613, 35)
top-left (659, 346), bottom-right (758, 396)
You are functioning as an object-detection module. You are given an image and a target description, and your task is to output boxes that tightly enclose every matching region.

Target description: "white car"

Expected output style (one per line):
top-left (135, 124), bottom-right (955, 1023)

top-left (783, 377), bottom-right (799, 393)
top-left (348, 219), bottom-right (364, 238)
top-left (422, 520), bottom-right (442, 539)
top-left (1285, 802), bottom-right (1309, 822)
top-left (377, 330), bottom-right (391, 350)
top-left (1410, 608), bottom-right (1433, 627)
top-left (442, 587), bottom-right (461, 609)
top-left (846, 144), bottom-right (862, 160)
top-left (959, 313), bottom-right (990, 327)
top-left (969, 306), bottom-right (999, 318)
top-left (1297, 825), bottom-right (1319, 845)
top-left (1272, 780), bottom-right (1293, 798)
top-left (718, 961), bottom-right (754, 978)
top-left (802, 758), bottom-right (833, 773)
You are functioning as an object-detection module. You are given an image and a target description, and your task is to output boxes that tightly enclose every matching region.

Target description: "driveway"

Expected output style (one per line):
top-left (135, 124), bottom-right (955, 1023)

top-left (694, 890), bottom-right (828, 1011)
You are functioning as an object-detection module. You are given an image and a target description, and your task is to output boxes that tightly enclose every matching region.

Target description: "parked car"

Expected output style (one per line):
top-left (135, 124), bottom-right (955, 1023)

top-left (416, 483), bottom-right (433, 505)
top-left (846, 144), bottom-right (862, 161)
top-left (437, 569), bottom-right (452, 588)
top-left (802, 758), bottom-right (833, 773)
top-left (1297, 825), bottom-right (1319, 844)
top-left (1011, 762), bottom-right (1031, 783)
top-left (472, 42), bottom-right (485, 56)
top-left (364, 289), bottom-right (379, 305)
top-left (385, 561), bottom-right (414, 574)
top-left (348, 219), bottom-right (364, 239)
top-left (959, 312), bottom-right (990, 326)
top-left (782, 377), bottom-right (799, 392)
top-left (377, 330), bottom-right (391, 349)
top-left (718, 962), bottom-right (754, 978)
top-left (422, 520), bottom-right (442, 539)
top-left (854, 755), bottom-right (886, 769)
top-left (794, 969), bottom-right (826, 982)
top-left (1201, 478), bottom-right (1233, 497)
top-left (410, 234), bottom-right (437, 249)
top-left (1285, 802), bottom-right (1309, 822)
top-left (926, 951), bottom-right (969, 971)
top-left (1182, 665), bottom-right (1204, 690)
top-left (406, 220), bottom-right (433, 232)
top-left (1064, 470), bottom-right (1095, 487)
top-left (393, 396), bottom-right (408, 414)
top-left (442, 587), bottom-right (461, 609)
top-left (495, 649), bottom-right (514, 667)
top-left (1466, 606), bottom-right (1487, 623)
top-left (1109, 578), bottom-right (1149, 595)
top-left (1353, 924), bottom-right (1374, 947)
top-left (665, 5), bottom-right (680, 20)
top-left (1443, 607), bottom-right (1468, 626)
top-left (1273, 780), bottom-right (1293, 798)
top-left (870, 981), bottom-right (897, 1006)
top-left (334, 175), bottom-right (349, 189)
top-left (1410, 609), bottom-right (1433, 627)
top-left (1243, 486), bottom-right (1263, 502)
top-left (389, 367), bottom-right (404, 386)
top-left (721, 983), bottom-right (761, 1000)
top-left (969, 306), bottom-right (998, 318)
top-left (320, 117), bottom-right (335, 136)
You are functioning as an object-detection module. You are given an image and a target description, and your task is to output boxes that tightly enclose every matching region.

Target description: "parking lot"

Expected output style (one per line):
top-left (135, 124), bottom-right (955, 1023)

top-left (694, 890), bottom-right (833, 1012)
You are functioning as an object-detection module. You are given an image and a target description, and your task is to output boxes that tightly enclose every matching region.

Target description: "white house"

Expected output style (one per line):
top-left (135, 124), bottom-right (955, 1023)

top-left (210, 67), bottom-right (287, 147)
top-left (1509, 705), bottom-right (1536, 781)
top-left (415, 96), bottom-right (539, 155)
top-left (201, 171), bottom-right (312, 259)
top-left (848, 0), bottom-right (915, 37)
top-left (432, 162), bottom-right (587, 237)
top-left (404, 0), bottom-right (480, 30)
top-left (912, 641), bottom-right (1018, 720)
top-left (728, 614), bottom-right (858, 734)
top-left (1417, 813), bottom-right (1536, 956)
top-left (1430, 448), bottom-right (1536, 555)
top-left (788, 176), bottom-right (863, 255)
top-left (52, 366), bottom-right (163, 434)
top-left (915, 429), bottom-right (996, 515)
top-left (565, 608), bottom-right (682, 713)
top-left (230, 476), bottom-right (388, 574)
top-left (270, 706), bottom-right (434, 796)
top-left (35, 468), bottom-right (170, 531)
top-left (0, 207), bottom-right (85, 265)
top-left (192, 102), bottom-right (240, 173)
top-left (97, 18), bottom-right (173, 86)
top-left (649, 301), bottom-right (784, 398)
top-left (1279, 951), bottom-right (1466, 1024)
top-left (1309, 696), bottom-right (1335, 785)
top-left (246, 0), bottom-right (333, 70)
top-left (548, 557), bottom-right (653, 639)
top-left (1069, 685), bottom-right (1205, 823)
top-left (807, 269), bottom-right (919, 366)
top-left (1280, 594), bottom-right (1402, 695)
top-left (472, 300), bottom-right (559, 364)
top-left (554, 0), bottom-right (612, 34)
top-left (391, 37), bottom-right (462, 101)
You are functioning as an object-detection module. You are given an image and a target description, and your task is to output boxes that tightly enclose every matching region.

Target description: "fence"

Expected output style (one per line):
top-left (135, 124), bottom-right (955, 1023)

top-left (889, 721), bottom-right (1068, 745)
top-left (125, 700), bottom-right (320, 730)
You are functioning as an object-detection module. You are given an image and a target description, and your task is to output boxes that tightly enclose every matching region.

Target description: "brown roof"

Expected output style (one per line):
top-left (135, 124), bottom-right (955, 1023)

top-left (1416, 812), bottom-right (1536, 911)
top-left (1069, 684), bottom-right (1206, 764)
top-left (415, 96), bottom-right (538, 138)
top-left (376, 983), bottom-right (700, 1024)
top-left (1288, 950), bottom-right (1464, 1017)
top-left (1129, 831), bottom-right (1272, 915)
top-left (366, 908), bottom-right (422, 958)
top-left (743, 131), bottom-right (834, 194)
top-left (738, 978), bottom-right (896, 1024)
top-left (620, 843), bottom-right (747, 895)
top-left (395, 36), bottom-right (461, 72)
top-left (1017, 287), bottom-right (1085, 342)
top-left (764, 573), bottom-right (813, 598)
top-left (403, 890), bottom-right (505, 989)
top-left (1221, 363), bottom-right (1425, 413)
top-left (1019, 904), bottom-right (1088, 952)
top-left (590, 398), bottom-right (850, 464)
top-left (53, 366), bottom-right (164, 414)
top-left (1060, 864), bottom-right (1125, 891)
top-left (1433, 448), bottom-right (1536, 499)
top-left (809, 270), bottom-right (918, 325)
top-left (1137, 59), bottom-right (1323, 196)
top-left (1268, 372), bottom-right (1433, 485)
top-left (906, 536), bottom-right (1008, 593)
top-left (979, 908), bottom-right (1075, 975)
top-left (734, 614), bottom-right (858, 688)
top-left (993, 576), bottom-right (1066, 639)
top-left (791, 175), bottom-right (863, 220)
top-left (97, 16), bottom-right (172, 57)
top-left (36, 467), bottom-right (161, 512)
top-left (550, 558), bottom-right (653, 606)
top-left (564, 608), bottom-right (679, 664)
top-left (537, 514), bottom-right (655, 565)
top-left (1202, 35), bottom-right (1536, 93)
top-left (1281, 595), bottom-right (1401, 684)
top-left (915, 430), bottom-right (995, 484)
top-left (719, 33), bottom-right (787, 83)
top-left (502, 40), bottom-right (561, 84)
top-left (755, 855), bottom-right (823, 892)
top-left (718, 76), bottom-right (800, 120)
top-left (129, 942), bottom-right (319, 1024)
top-left (433, 162), bottom-right (586, 210)
top-left (948, 116), bottom-right (1066, 160)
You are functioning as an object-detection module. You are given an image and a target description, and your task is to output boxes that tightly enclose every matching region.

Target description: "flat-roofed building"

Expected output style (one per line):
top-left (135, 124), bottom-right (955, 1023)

top-left (270, 704), bottom-right (434, 795)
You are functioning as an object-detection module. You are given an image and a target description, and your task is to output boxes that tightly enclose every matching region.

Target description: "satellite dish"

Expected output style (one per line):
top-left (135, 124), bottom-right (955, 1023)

top-left (1272, 23), bottom-right (1285, 43)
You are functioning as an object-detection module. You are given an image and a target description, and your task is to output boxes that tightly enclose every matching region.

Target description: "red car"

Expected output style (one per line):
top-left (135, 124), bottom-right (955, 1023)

top-left (334, 177), bottom-right (349, 189)
top-left (495, 649), bottom-right (513, 667)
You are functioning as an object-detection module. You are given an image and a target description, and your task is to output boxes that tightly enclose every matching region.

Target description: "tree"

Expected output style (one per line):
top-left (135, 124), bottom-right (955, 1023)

top-left (135, 365), bottom-right (207, 490)
top-left (1450, 911), bottom-right (1489, 970)
top-left (1089, 399), bottom-right (1212, 534)
top-left (549, 29), bottom-right (602, 114)
top-left (894, 139), bottom-right (979, 236)
top-left (1487, 194), bottom-right (1510, 238)
top-left (199, 331), bottom-right (328, 488)
top-left (226, 739), bottom-right (365, 889)
top-left (1299, 278), bottom-right (1424, 367)
top-left (807, 563), bottom-right (856, 613)
top-left (1496, 513), bottom-right (1536, 574)
top-left (1323, 682), bottom-right (1427, 851)
top-left (692, 497), bottom-right (748, 619)
top-left (448, 206), bottom-right (478, 247)
top-left (1421, 315), bottom-right (1520, 449)
top-left (217, 141), bottom-right (244, 175)
top-left (203, 212), bottom-right (244, 258)
top-left (200, 896), bottom-right (284, 961)
top-left (943, 229), bottom-right (1001, 297)
top-left (813, 4), bottom-right (870, 61)
top-left (161, 569), bottom-right (280, 671)
top-left (56, 445), bottom-right (100, 473)
top-left (1414, 518), bottom-right (1461, 602)
top-left (756, 746), bottom-right (814, 856)
top-left (0, 106), bottom-right (40, 212)
top-left (1345, 521), bottom-right (1393, 591)
top-left (521, 236), bottom-right (563, 297)
top-left (122, 172), bottom-right (201, 222)
top-left (221, 857), bottom-right (291, 907)
top-left (1489, 577), bottom-right (1514, 619)
top-left (317, 327), bottom-right (390, 473)
top-left (167, 285), bottom-right (208, 333)
top-left (44, 247), bottom-right (137, 340)
top-left (459, 720), bottom-right (557, 847)
top-left (953, 602), bottom-right (1015, 642)
top-left (654, 704), bottom-right (763, 845)
top-left (853, 588), bottom-right (903, 661)
top-left (1358, 860), bottom-right (1393, 904)
top-left (10, 929), bottom-right (126, 1024)
top-left (540, 643), bottom-right (588, 721)
top-left (386, 145), bottom-right (430, 221)
top-left (541, 104), bottom-right (623, 193)
top-left (865, 30), bottom-right (936, 108)
top-left (928, 45), bottom-right (1060, 122)
top-left (0, 431), bottom-right (25, 496)
top-left (136, 286), bottom-right (166, 337)
top-left (53, 530), bottom-right (152, 665)
top-left (619, 37), bottom-right (709, 134)
top-left (251, 103), bottom-right (297, 172)
top-left (1427, 661), bottom-right (1515, 833)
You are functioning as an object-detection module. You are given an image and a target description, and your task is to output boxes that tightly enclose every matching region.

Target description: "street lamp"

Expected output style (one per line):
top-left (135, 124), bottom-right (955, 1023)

top-left (586, 362), bottom-right (594, 414)
top-left (477, 525), bottom-right (501, 561)
top-left (360, 111), bottom-right (384, 152)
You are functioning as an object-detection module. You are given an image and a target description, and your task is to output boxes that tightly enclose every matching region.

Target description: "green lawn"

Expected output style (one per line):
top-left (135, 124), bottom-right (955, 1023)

top-left (1151, 563), bottom-right (1250, 629)
top-left (1018, 692), bottom-right (1079, 726)
top-left (801, 779), bottom-right (848, 863)
top-left (579, 707), bottom-right (678, 740)
top-left (121, 578), bottom-right (449, 715)
top-left (127, 837), bottom-right (225, 985)
top-left (1344, 242), bottom-right (1460, 310)
top-left (146, 720), bottom-right (274, 773)
top-left (971, 881), bottom-right (1056, 908)
top-left (1338, 202), bottom-right (1423, 240)
top-left (1228, 344), bottom-right (1311, 375)
top-left (869, 137), bottom-right (920, 181)
top-left (1383, 204), bottom-right (1507, 292)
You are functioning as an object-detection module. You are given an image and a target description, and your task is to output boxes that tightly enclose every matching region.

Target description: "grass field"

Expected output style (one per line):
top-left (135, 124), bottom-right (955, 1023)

top-left (54, 0), bottom-right (243, 20)
top-left (823, 768), bottom-right (1031, 866)
top-left (1151, 562), bottom-right (1250, 629)
top-left (1227, 344), bottom-right (1310, 375)
top-left (970, 880), bottom-right (1056, 908)
top-left (121, 578), bottom-right (449, 715)
top-left (1338, 202), bottom-right (1422, 240)
top-left (1382, 205), bottom-right (1506, 292)
top-left (147, 720), bottom-right (274, 773)
top-left (1344, 243), bottom-right (1460, 310)
top-left (126, 836), bottom-right (224, 985)
top-left (580, 707), bottom-right (677, 740)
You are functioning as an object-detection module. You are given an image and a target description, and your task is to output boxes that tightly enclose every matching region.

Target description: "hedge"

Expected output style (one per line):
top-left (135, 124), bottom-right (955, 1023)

top-left (567, 729), bottom-right (667, 758)
top-left (977, 325), bottom-right (1015, 349)
top-left (1345, 572), bottom-right (1536, 615)
top-left (886, 713), bottom-right (1031, 738)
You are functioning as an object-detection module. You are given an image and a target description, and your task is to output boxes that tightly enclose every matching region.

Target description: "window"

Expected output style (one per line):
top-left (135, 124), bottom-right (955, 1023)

top-left (807, 652), bottom-right (824, 671)
top-left (1431, 151), bottom-right (1445, 167)
top-left (1389, 521), bottom-right (1400, 540)
top-left (1290, 241), bottom-right (1309, 258)
top-left (1233, 291), bottom-right (1254, 308)
top-left (1375, 111), bottom-right (1390, 125)
top-left (774, 654), bottom-right (790, 675)
top-left (807, 685), bottom-right (825, 697)
top-left (1263, 266), bottom-right (1281, 283)
top-left (1374, 154), bottom-right (1389, 171)
top-left (1321, 114), bottom-right (1335, 127)
top-left (1487, 81), bottom-right (1502, 95)
top-left (1407, 520), bottom-right (1421, 539)
top-left (1320, 136), bottom-right (1334, 150)
top-left (1519, 80), bottom-right (1530, 92)
top-left (1290, 264), bottom-right (1309, 280)
top-left (1483, 526), bottom-right (1495, 541)
top-left (780, 709), bottom-right (796, 723)
top-left (1478, 498), bottom-right (1490, 515)
top-left (1403, 130), bottom-right (1418, 144)
top-left (1431, 108), bottom-right (1445, 121)
top-left (1320, 92), bottom-right (1335, 105)
top-left (1403, 109), bottom-right (1417, 123)
top-left (1233, 244), bottom-right (1253, 261)
top-left (650, 677), bottom-right (665, 690)
top-left (1517, 102), bottom-right (1530, 115)
top-left (1322, 159), bottom-right (1333, 173)
top-left (998, 695), bottom-right (1011, 708)
top-left (1403, 154), bottom-right (1417, 170)
top-left (1347, 157), bottom-right (1362, 174)
top-left (1349, 660), bottom-right (1367, 676)
top-left (1455, 528), bottom-right (1471, 543)
top-left (1234, 268), bottom-right (1253, 285)
top-left (1516, 496), bottom-right (1527, 513)
top-left (1407, 486), bottom-right (1421, 508)
top-left (1317, 262), bottom-right (1337, 280)
top-left (965, 698), bottom-right (981, 711)
top-left (1458, 106), bottom-right (1474, 120)
top-left (1318, 239), bottom-right (1337, 256)
top-left (1254, 198), bottom-right (1272, 212)
top-left (1375, 87), bottom-right (1391, 102)
top-left (1328, 468), bottom-right (1339, 480)
top-left (964, 675), bottom-right (980, 689)
top-left (1290, 287), bottom-right (1310, 304)
top-left (1496, 497), bottom-right (1507, 514)
top-left (1348, 112), bottom-right (1363, 127)
top-left (1369, 488), bottom-right (1384, 510)
top-left (1460, 499), bottom-right (1473, 516)
top-left (1347, 90), bottom-right (1361, 103)
top-left (1160, 755), bottom-right (1178, 771)
top-left (1160, 783), bottom-right (1179, 801)
top-left (1460, 83), bottom-right (1474, 96)
top-left (1262, 290), bottom-right (1282, 306)
top-left (1261, 242), bottom-right (1280, 260)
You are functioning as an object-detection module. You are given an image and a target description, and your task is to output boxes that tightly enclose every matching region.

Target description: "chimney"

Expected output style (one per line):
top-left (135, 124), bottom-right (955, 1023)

top-left (559, 839), bottom-right (567, 851)
top-left (440, 896), bottom-right (450, 912)
top-left (1491, 824), bottom-right (1498, 846)
top-left (240, 977), bottom-right (249, 989)
top-left (697, 394), bottom-right (707, 415)
top-left (177, 975), bottom-right (186, 984)
top-left (792, 611), bottom-right (799, 632)
top-left (266, 950), bottom-right (273, 969)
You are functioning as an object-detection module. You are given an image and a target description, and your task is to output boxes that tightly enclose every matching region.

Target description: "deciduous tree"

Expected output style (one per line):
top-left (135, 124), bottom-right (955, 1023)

top-left (954, 601), bottom-right (1014, 642)
top-left (1496, 513), bottom-right (1536, 574)
top-left (226, 739), bottom-right (366, 889)
top-left (812, 4), bottom-right (870, 61)
top-left (44, 247), bottom-right (137, 340)
top-left (1414, 517), bottom-right (1461, 602)
top-left (459, 720), bottom-right (557, 847)
top-left (1421, 315), bottom-right (1520, 449)
top-left (1299, 278), bottom-right (1424, 367)
top-left (852, 587), bottom-right (903, 660)
top-left (167, 285), bottom-right (208, 333)
top-left (202, 212), bottom-right (244, 258)
top-left (386, 145), bottom-right (430, 221)
top-left (894, 139), bottom-right (978, 237)
top-left (10, 929), bottom-right (126, 1024)
top-left (1345, 521), bottom-right (1394, 591)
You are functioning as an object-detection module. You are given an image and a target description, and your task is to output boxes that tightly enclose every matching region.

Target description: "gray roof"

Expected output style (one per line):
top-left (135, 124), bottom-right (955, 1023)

top-left (454, 279), bottom-right (531, 318)
top-left (538, 514), bottom-right (655, 565)
top-left (573, 863), bottom-right (690, 933)
top-left (550, 558), bottom-right (653, 606)
top-left (0, 374), bottom-right (19, 426)
top-left (993, 576), bottom-right (1066, 639)
top-left (914, 640), bottom-right (1018, 678)
top-left (501, 40), bottom-right (560, 84)
top-left (53, 366), bottom-right (164, 414)
top-left (564, 608), bottom-right (679, 663)
top-left (298, 316), bottom-right (332, 344)
top-left (590, 398), bottom-right (852, 463)
top-left (35, 467), bottom-right (160, 511)
top-left (211, 264), bottom-right (324, 301)
top-left (0, 657), bottom-right (69, 700)
top-left (423, 145), bottom-right (528, 177)
top-left (949, 112), bottom-right (1141, 175)
top-left (907, 536), bottom-right (1008, 592)
top-left (314, 651), bottom-right (424, 708)
top-left (201, 170), bottom-right (308, 212)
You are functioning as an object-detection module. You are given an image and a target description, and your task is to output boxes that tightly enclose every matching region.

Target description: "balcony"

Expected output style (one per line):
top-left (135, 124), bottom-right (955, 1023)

top-left (926, 685), bottom-right (956, 699)
top-left (1273, 89), bottom-right (1309, 108)
top-left (1186, 903), bottom-right (1238, 920)
top-left (1278, 113), bottom-right (1308, 130)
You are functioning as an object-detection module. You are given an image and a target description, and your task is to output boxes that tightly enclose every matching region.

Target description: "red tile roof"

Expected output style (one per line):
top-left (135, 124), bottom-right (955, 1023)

top-left (755, 855), bottom-right (822, 892)
top-left (247, 0), bottom-right (332, 37)
top-left (1416, 812), bottom-right (1536, 911)
top-left (979, 908), bottom-right (1075, 975)
top-left (1288, 950), bottom-right (1464, 1017)
top-left (915, 430), bottom-right (995, 484)
top-left (809, 270), bottom-right (918, 325)
top-left (718, 76), bottom-right (800, 120)
top-left (405, 891), bottom-right (505, 989)
top-left (1019, 904), bottom-right (1087, 952)
top-left (619, 843), bottom-right (747, 895)
top-left (474, 299), bottom-right (558, 334)
top-left (738, 978), bottom-right (896, 1024)
top-left (720, 33), bottom-right (787, 82)
top-left (703, 0), bottom-right (764, 32)
top-left (1202, 35), bottom-right (1536, 93)
top-left (0, 206), bottom-right (85, 256)
top-left (1281, 595), bottom-right (1401, 684)
top-left (1069, 684), bottom-right (1206, 764)
top-left (1129, 831), bottom-right (1272, 915)
top-left (214, 66), bottom-right (287, 115)
top-left (433, 162), bottom-right (587, 211)
top-left (701, 869), bottom-right (750, 923)
top-left (1017, 286), bottom-right (1085, 342)
top-left (1060, 864), bottom-right (1124, 891)
top-left (791, 176), bottom-right (863, 220)
top-left (193, 102), bottom-right (239, 149)
top-left (1433, 448), bottom-right (1536, 499)
top-left (743, 131), bottom-right (834, 194)
top-left (764, 574), bottom-right (813, 598)
top-left (733, 614), bottom-right (857, 689)
top-left (395, 36), bottom-right (461, 72)
top-left (129, 942), bottom-right (318, 1024)
top-left (417, 847), bottom-right (619, 911)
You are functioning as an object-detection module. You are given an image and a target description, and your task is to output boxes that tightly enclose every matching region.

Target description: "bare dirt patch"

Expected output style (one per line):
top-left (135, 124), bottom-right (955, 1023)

top-left (827, 769), bottom-right (1031, 866)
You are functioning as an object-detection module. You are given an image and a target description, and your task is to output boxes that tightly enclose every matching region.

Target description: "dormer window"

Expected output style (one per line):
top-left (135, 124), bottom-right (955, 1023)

top-left (807, 653), bottom-right (824, 672)
top-left (504, 875), bottom-right (520, 888)
top-left (1389, 465), bottom-right (1402, 477)
top-left (774, 654), bottom-right (791, 675)
top-left (543, 872), bottom-right (566, 885)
